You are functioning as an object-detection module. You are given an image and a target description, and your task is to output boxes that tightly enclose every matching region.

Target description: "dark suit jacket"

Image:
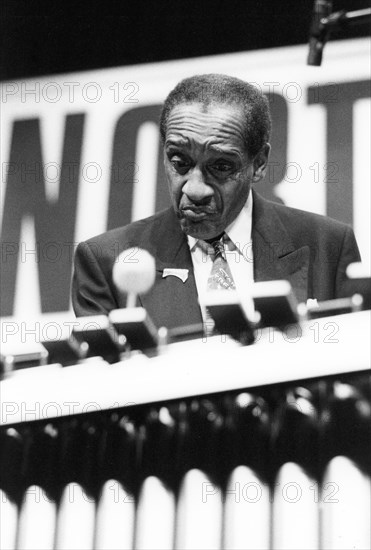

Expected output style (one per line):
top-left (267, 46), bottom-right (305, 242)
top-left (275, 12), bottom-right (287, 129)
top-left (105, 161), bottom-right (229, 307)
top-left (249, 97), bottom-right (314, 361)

top-left (72, 191), bottom-right (360, 329)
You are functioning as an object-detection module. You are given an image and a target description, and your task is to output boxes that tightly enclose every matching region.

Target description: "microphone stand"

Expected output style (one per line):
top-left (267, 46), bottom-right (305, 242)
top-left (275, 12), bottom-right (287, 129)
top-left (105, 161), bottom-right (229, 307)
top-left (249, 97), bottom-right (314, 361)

top-left (307, 7), bottom-right (371, 66)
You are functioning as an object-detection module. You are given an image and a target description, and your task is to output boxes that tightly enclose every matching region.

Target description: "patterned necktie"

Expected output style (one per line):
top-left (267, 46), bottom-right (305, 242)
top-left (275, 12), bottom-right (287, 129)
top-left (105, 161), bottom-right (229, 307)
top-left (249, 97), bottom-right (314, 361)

top-left (197, 234), bottom-right (236, 336)
top-left (207, 234), bottom-right (236, 291)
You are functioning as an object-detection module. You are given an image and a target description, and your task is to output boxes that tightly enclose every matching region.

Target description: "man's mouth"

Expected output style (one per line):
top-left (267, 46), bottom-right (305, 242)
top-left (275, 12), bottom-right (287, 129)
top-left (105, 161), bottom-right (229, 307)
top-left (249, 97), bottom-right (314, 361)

top-left (180, 206), bottom-right (217, 221)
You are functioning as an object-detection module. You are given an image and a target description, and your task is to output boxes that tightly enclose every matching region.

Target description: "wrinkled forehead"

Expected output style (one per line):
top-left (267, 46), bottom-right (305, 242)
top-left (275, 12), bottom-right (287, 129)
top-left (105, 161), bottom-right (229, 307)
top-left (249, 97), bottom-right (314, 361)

top-left (165, 102), bottom-right (247, 149)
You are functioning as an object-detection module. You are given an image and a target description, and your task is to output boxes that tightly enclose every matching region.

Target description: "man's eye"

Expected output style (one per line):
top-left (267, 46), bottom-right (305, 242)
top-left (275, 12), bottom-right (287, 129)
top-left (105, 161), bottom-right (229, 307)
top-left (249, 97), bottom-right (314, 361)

top-left (170, 157), bottom-right (190, 171)
top-left (213, 161), bottom-right (233, 172)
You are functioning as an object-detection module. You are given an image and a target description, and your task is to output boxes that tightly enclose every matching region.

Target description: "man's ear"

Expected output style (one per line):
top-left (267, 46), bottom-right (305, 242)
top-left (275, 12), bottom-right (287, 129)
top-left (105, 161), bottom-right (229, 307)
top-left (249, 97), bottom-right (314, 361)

top-left (252, 143), bottom-right (271, 182)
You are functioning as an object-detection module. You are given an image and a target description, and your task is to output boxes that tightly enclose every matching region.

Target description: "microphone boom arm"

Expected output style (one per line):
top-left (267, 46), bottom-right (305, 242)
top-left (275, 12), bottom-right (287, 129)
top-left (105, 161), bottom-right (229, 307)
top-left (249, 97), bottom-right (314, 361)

top-left (307, 7), bottom-right (371, 66)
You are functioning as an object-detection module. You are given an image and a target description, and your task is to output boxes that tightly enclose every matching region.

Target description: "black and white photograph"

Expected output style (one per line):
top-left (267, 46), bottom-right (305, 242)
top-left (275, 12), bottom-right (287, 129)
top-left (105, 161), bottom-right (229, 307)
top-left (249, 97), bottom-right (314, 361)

top-left (1, 1), bottom-right (370, 548)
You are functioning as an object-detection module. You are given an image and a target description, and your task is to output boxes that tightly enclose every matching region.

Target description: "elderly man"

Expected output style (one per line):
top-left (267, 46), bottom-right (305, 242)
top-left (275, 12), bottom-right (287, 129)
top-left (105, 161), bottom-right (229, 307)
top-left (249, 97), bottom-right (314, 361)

top-left (72, 74), bottom-right (360, 329)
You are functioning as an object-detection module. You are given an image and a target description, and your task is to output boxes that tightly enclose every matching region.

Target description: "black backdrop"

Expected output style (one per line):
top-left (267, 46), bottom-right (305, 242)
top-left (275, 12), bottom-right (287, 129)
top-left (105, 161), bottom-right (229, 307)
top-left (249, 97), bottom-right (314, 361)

top-left (1, 0), bottom-right (369, 81)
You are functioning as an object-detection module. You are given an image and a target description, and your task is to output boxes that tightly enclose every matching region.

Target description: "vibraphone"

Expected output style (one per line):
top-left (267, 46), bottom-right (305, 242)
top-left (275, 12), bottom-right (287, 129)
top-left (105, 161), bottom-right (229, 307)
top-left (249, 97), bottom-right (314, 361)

top-left (1, 311), bottom-right (370, 550)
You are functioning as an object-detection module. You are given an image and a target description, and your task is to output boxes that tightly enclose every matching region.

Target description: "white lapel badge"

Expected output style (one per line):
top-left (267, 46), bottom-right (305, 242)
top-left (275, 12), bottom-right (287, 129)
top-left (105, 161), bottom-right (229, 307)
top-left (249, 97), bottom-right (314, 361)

top-left (162, 268), bottom-right (189, 283)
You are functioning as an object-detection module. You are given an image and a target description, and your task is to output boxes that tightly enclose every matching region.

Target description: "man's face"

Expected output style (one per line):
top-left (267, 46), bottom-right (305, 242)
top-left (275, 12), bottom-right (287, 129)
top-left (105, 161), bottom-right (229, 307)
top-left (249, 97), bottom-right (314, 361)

top-left (164, 102), bottom-right (269, 240)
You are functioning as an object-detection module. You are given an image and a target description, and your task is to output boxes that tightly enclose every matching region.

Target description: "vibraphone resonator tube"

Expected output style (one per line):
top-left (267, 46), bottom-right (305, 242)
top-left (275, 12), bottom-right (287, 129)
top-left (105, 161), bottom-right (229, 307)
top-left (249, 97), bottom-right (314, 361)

top-left (320, 378), bottom-right (371, 550)
top-left (270, 385), bottom-right (320, 550)
top-left (222, 392), bottom-right (271, 549)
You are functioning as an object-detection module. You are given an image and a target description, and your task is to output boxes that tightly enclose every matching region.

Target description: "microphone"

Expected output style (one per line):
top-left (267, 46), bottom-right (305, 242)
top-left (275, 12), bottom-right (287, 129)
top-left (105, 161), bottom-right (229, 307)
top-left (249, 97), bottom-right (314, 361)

top-left (112, 247), bottom-right (156, 308)
top-left (307, 0), bottom-right (333, 66)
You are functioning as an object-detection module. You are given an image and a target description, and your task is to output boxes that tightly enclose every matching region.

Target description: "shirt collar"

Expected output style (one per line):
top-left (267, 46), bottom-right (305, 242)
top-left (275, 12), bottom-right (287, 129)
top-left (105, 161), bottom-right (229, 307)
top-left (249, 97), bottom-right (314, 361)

top-left (187, 191), bottom-right (253, 253)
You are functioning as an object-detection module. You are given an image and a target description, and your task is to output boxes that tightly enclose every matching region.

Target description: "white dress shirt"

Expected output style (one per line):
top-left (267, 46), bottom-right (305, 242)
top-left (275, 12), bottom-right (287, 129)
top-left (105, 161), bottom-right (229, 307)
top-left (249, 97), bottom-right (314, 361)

top-left (187, 192), bottom-right (254, 322)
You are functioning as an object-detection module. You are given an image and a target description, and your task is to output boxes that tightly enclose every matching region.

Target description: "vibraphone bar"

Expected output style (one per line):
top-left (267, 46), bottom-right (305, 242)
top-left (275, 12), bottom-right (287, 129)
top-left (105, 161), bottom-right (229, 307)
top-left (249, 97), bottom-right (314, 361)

top-left (0, 312), bottom-right (370, 550)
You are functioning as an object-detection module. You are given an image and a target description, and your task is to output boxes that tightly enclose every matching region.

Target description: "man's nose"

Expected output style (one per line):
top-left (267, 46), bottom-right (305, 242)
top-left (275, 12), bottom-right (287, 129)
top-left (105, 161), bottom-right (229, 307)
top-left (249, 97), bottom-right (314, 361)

top-left (182, 167), bottom-right (214, 202)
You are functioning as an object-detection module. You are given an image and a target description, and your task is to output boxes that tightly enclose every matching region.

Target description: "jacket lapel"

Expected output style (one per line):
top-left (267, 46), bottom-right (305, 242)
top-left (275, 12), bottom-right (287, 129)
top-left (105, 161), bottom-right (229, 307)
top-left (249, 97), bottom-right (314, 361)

top-left (139, 209), bottom-right (203, 329)
top-left (252, 191), bottom-right (310, 304)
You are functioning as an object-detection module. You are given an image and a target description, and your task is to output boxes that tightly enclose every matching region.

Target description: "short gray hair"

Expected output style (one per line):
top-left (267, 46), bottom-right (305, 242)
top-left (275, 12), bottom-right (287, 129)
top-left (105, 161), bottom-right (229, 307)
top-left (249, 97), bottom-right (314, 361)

top-left (160, 73), bottom-right (271, 157)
